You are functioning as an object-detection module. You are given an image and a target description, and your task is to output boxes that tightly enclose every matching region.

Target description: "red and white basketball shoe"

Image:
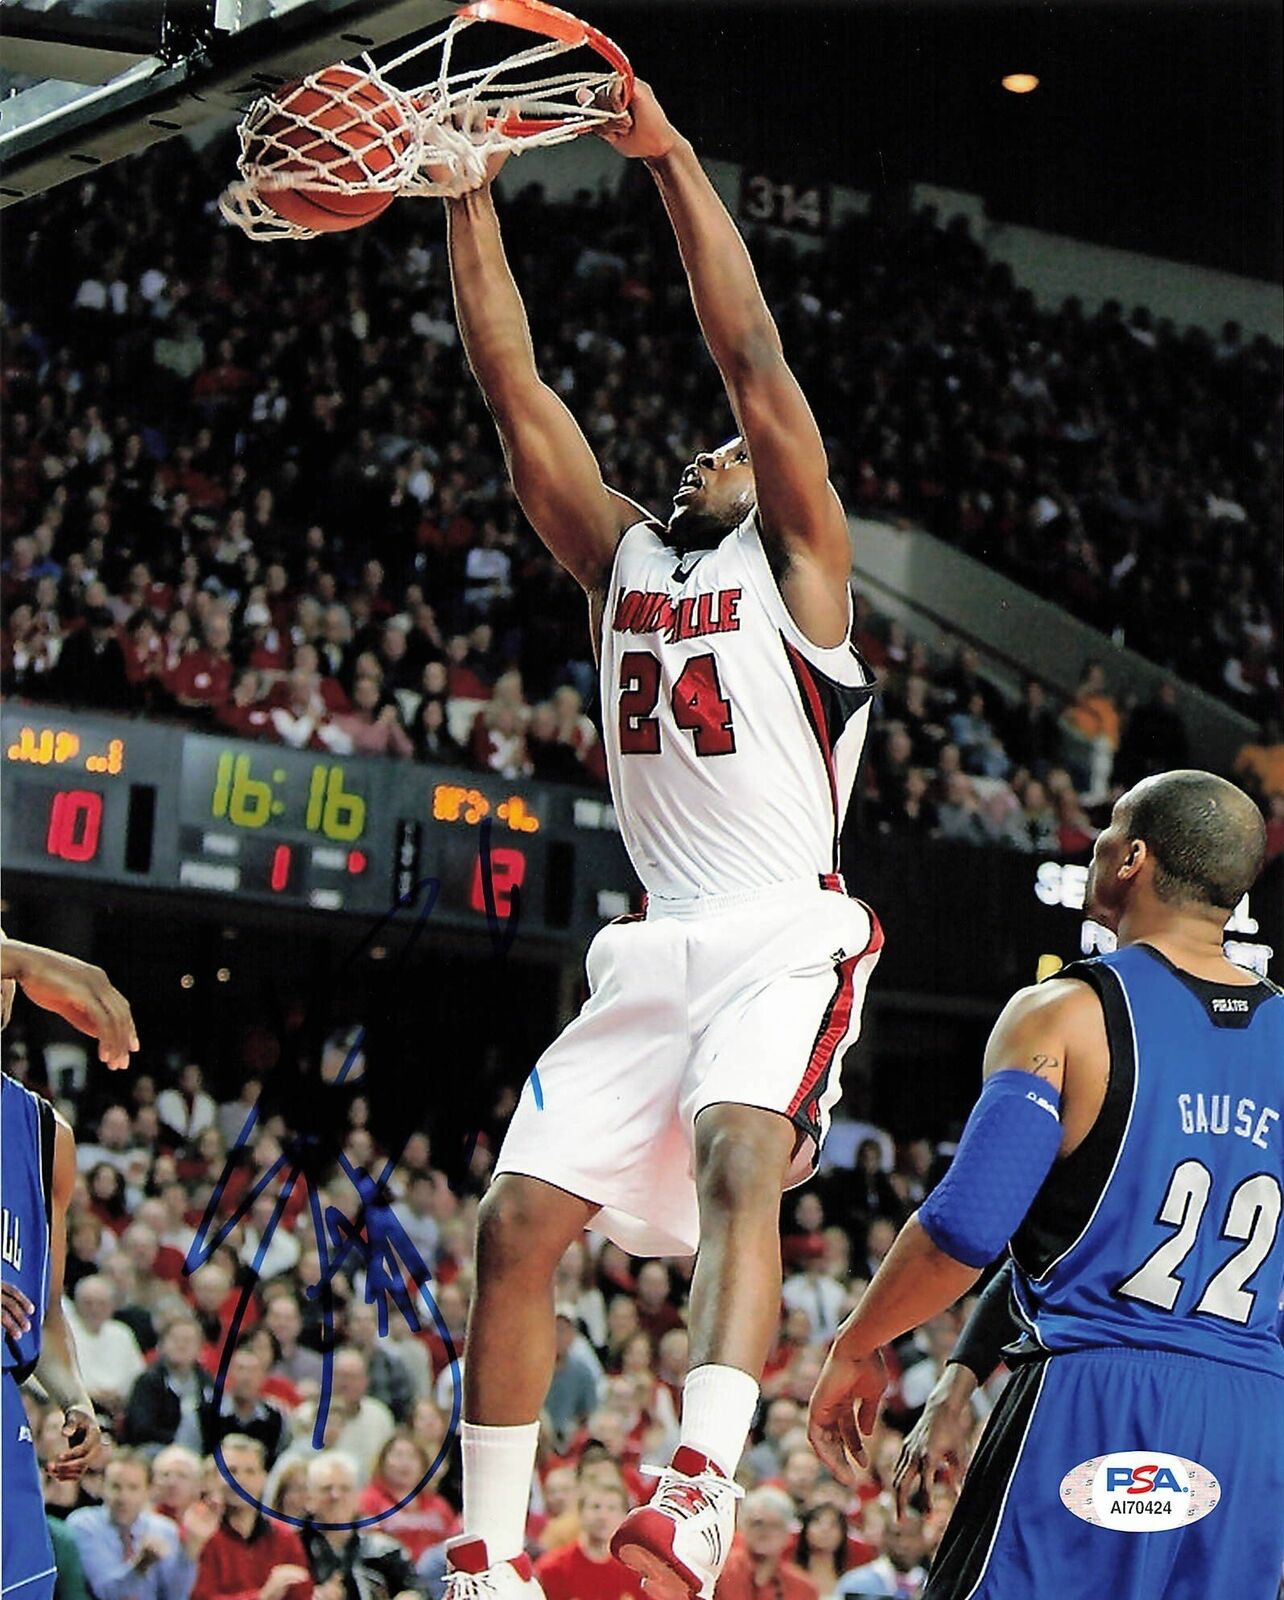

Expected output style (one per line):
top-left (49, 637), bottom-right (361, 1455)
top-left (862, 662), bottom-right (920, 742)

top-left (442, 1536), bottom-right (546, 1600)
top-left (610, 1447), bottom-right (743, 1600)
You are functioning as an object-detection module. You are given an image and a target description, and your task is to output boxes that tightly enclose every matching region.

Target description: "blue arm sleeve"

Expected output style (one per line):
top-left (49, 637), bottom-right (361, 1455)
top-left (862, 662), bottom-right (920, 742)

top-left (917, 1069), bottom-right (1062, 1269)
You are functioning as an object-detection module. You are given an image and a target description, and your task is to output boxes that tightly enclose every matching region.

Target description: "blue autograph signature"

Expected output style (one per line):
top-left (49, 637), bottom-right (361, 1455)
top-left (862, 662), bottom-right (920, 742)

top-left (184, 819), bottom-right (526, 1531)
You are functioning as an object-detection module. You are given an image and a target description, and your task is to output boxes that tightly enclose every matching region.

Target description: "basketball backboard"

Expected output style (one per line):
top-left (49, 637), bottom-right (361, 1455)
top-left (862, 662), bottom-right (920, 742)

top-left (0, 0), bottom-right (456, 207)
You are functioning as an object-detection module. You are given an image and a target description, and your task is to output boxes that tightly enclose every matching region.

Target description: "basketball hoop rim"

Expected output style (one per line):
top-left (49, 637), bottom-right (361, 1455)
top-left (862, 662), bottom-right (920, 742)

top-left (458, 0), bottom-right (634, 137)
top-left (219, 0), bottom-right (634, 237)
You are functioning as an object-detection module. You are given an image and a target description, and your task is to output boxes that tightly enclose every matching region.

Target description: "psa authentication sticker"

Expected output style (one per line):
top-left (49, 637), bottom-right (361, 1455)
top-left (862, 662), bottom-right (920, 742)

top-left (1059, 1452), bottom-right (1221, 1531)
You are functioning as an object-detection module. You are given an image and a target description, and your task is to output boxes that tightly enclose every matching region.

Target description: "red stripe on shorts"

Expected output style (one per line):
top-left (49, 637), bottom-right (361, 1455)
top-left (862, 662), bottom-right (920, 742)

top-left (788, 906), bottom-right (885, 1127)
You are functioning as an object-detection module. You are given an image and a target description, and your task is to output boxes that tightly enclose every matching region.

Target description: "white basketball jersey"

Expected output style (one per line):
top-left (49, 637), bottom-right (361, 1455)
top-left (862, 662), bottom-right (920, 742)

top-left (599, 511), bottom-right (875, 900)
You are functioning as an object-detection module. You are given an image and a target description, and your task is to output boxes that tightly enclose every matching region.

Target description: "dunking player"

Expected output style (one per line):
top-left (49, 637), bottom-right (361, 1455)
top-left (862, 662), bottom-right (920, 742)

top-left (440, 81), bottom-right (881, 1600)
top-left (2, 935), bottom-right (138, 1600)
top-left (808, 771), bottom-right (1284, 1598)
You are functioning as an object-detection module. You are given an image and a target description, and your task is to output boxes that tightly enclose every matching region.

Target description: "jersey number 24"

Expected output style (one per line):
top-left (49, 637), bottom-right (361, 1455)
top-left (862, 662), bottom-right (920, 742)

top-left (618, 650), bottom-right (736, 757)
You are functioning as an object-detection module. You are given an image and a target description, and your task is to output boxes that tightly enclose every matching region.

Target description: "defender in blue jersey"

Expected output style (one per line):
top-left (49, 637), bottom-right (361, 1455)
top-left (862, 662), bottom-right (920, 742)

top-left (807, 771), bottom-right (1284, 1600)
top-left (1, 935), bottom-right (137, 1599)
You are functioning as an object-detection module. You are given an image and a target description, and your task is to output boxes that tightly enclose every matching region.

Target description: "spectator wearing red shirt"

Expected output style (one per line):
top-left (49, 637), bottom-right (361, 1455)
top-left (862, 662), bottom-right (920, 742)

top-left (171, 609), bottom-right (234, 711)
top-left (216, 668), bottom-right (279, 740)
top-left (87, 1161), bottom-right (132, 1235)
top-left (633, 1261), bottom-right (684, 1347)
top-left (788, 1503), bottom-right (877, 1591)
top-left (356, 1432), bottom-right (460, 1560)
top-left (263, 562), bottom-right (295, 636)
top-left (781, 1191), bottom-right (827, 1273)
top-left (210, 1132), bottom-right (306, 1231)
top-left (535, 1478), bottom-right (639, 1600)
top-left (151, 1444), bottom-right (204, 1526)
top-left (355, 558), bottom-right (396, 622)
top-left (252, 1331), bottom-right (304, 1414)
top-left (160, 608), bottom-right (195, 682)
top-left (192, 339), bottom-right (254, 408)
top-left (1053, 786), bottom-right (1096, 855)
top-left (470, 700), bottom-right (531, 779)
top-left (185, 1434), bottom-right (312, 1600)
top-left (268, 668), bottom-right (345, 753)
top-left (416, 488), bottom-right (476, 559)
top-left (291, 642), bottom-right (350, 714)
top-left (121, 609), bottom-right (165, 700)
top-left (716, 1488), bottom-right (819, 1600)
top-left (550, 1430), bottom-right (649, 1512)
top-left (444, 633), bottom-right (492, 700)
top-left (243, 596), bottom-right (290, 674)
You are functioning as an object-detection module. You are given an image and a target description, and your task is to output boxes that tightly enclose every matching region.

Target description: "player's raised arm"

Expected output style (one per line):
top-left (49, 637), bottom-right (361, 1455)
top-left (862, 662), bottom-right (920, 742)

top-left (444, 181), bottom-right (635, 595)
top-left (598, 85), bottom-right (850, 590)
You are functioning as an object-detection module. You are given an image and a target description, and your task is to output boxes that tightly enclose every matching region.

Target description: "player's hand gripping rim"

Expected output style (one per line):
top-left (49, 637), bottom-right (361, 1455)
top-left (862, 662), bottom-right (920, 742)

top-left (582, 77), bottom-right (681, 162)
top-left (806, 1345), bottom-right (887, 1486)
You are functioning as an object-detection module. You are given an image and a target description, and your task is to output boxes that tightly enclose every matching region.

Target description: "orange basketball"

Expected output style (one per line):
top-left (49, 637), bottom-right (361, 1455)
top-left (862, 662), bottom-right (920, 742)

top-left (243, 66), bottom-right (411, 233)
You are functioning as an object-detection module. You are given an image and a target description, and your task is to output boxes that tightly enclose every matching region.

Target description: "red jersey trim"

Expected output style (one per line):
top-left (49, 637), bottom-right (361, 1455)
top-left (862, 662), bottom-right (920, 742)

top-left (787, 905), bottom-right (885, 1139)
top-left (781, 637), bottom-right (840, 871)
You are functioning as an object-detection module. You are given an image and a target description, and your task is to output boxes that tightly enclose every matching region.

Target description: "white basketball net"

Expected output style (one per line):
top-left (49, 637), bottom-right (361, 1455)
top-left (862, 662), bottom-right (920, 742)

top-left (220, 10), bottom-right (625, 242)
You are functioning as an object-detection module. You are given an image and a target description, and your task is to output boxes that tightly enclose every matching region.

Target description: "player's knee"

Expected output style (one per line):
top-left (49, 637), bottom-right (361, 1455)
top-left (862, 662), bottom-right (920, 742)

top-left (475, 1176), bottom-right (571, 1277)
top-left (696, 1111), bottom-right (791, 1220)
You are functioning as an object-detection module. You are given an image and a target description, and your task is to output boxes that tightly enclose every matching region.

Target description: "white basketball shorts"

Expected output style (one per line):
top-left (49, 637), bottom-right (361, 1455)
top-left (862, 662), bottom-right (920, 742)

top-left (494, 874), bottom-right (883, 1256)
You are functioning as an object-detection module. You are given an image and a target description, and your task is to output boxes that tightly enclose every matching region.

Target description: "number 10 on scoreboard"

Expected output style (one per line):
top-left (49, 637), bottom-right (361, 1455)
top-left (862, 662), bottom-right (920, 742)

top-left (210, 751), bottom-right (366, 841)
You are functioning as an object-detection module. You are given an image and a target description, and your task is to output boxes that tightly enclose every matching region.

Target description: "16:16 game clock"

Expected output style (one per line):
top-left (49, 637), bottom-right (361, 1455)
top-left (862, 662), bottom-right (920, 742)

top-left (176, 737), bottom-right (377, 910)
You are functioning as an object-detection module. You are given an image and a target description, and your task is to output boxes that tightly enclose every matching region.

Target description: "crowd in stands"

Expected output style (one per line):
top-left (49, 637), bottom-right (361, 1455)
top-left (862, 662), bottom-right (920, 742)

top-left (7, 1029), bottom-right (986, 1600)
top-left (3, 139), bottom-right (1281, 863)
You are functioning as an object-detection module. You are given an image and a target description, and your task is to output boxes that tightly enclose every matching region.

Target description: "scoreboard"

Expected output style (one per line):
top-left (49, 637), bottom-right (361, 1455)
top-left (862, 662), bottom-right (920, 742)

top-left (2, 711), bottom-right (636, 941)
top-left (4, 709), bottom-right (1279, 984)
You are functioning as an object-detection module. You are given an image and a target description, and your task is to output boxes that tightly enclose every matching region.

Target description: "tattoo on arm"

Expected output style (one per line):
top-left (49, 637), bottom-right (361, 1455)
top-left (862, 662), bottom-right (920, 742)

top-left (1031, 1054), bottom-right (1060, 1080)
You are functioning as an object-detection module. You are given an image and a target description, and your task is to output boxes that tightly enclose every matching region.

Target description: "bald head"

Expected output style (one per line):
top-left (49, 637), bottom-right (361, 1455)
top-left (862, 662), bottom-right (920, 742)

top-left (1122, 771), bottom-right (1266, 911)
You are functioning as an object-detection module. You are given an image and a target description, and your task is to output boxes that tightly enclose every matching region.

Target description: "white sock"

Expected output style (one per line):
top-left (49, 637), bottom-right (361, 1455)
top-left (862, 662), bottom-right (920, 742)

top-left (679, 1363), bottom-right (760, 1478)
top-left (462, 1420), bottom-right (540, 1562)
